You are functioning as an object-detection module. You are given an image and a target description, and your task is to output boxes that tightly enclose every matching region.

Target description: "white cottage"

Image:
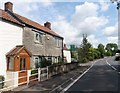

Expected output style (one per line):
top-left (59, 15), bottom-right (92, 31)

top-left (0, 3), bottom-right (23, 76)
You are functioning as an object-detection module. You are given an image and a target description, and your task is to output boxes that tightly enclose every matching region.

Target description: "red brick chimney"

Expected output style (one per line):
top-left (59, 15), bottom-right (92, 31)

top-left (44, 22), bottom-right (51, 30)
top-left (5, 2), bottom-right (13, 12)
top-left (63, 44), bottom-right (68, 50)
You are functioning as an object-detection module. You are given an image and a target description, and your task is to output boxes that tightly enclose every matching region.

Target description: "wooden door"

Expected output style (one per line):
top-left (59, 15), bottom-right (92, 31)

top-left (18, 56), bottom-right (28, 85)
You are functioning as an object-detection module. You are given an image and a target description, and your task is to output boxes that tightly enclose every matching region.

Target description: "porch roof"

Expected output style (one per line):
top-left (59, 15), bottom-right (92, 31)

top-left (6, 45), bottom-right (32, 57)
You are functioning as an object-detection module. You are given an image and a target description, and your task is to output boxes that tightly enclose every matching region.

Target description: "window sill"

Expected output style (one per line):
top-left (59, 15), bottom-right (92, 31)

top-left (34, 41), bottom-right (43, 45)
top-left (56, 46), bottom-right (61, 48)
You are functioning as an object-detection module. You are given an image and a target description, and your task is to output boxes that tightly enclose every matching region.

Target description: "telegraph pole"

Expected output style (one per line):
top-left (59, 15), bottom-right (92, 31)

top-left (110, 0), bottom-right (120, 50)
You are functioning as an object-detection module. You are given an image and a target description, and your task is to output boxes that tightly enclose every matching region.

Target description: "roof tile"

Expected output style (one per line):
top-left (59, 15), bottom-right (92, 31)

top-left (0, 9), bottom-right (21, 25)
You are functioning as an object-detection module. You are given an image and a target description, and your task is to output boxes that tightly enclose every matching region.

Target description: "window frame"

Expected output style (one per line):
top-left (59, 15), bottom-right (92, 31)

top-left (35, 32), bottom-right (43, 44)
top-left (34, 56), bottom-right (42, 68)
top-left (55, 38), bottom-right (60, 47)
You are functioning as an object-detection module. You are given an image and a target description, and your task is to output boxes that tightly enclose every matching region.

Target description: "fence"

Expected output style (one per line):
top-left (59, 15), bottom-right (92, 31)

top-left (0, 62), bottom-right (78, 92)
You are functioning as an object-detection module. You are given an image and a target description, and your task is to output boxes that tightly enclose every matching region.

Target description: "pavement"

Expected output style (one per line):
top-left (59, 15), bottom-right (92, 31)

top-left (8, 60), bottom-right (95, 93)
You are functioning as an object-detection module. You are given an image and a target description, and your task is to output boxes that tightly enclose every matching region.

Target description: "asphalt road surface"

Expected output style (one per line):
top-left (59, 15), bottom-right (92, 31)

top-left (64, 57), bottom-right (120, 92)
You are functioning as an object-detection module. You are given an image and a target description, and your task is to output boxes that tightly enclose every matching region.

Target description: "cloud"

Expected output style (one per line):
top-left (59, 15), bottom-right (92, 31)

top-left (103, 23), bottom-right (118, 45)
top-left (76, 16), bottom-right (108, 36)
top-left (71, 2), bottom-right (108, 36)
top-left (0, 0), bottom-right (53, 13)
top-left (88, 35), bottom-right (99, 48)
top-left (101, 3), bottom-right (109, 12)
top-left (52, 2), bottom-right (108, 47)
top-left (52, 17), bottom-right (79, 45)
top-left (99, 1), bottom-right (110, 12)
top-left (103, 23), bottom-right (118, 37)
top-left (72, 2), bottom-right (99, 23)
top-left (14, 2), bottom-right (40, 13)
top-left (107, 36), bottom-right (118, 44)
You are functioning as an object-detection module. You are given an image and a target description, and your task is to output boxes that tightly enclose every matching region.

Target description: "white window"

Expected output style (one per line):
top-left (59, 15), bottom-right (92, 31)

top-left (48, 57), bottom-right (52, 62)
top-left (54, 57), bottom-right (58, 63)
top-left (55, 38), bottom-right (60, 47)
top-left (35, 57), bottom-right (41, 68)
top-left (36, 33), bottom-right (39, 41)
top-left (35, 32), bottom-right (43, 43)
top-left (7, 57), bottom-right (14, 70)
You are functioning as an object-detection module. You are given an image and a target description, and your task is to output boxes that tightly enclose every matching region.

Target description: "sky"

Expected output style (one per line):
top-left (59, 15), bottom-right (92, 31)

top-left (0, 0), bottom-right (119, 48)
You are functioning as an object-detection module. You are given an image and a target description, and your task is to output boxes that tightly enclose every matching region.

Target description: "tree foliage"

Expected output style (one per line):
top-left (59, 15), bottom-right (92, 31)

top-left (97, 44), bottom-right (105, 58)
top-left (105, 43), bottom-right (118, 56)
top-left (78, 35), bottom-right (92, 63)
top-left (76, 34), bottom-right (118, 63)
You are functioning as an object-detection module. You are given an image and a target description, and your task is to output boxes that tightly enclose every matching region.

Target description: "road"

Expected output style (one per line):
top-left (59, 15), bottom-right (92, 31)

top-left (64, 57), bottom-right (120, 92)
top-left (106, 57), bottom-right (120, 72)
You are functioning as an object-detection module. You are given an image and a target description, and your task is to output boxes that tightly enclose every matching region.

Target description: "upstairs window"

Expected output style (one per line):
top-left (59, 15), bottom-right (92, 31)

top-left (55, 38), bottom-right (60, 47)
top-left (35, 32), bottom-right (43, 44)
top-left (36, 33), bottom-right (39, 41)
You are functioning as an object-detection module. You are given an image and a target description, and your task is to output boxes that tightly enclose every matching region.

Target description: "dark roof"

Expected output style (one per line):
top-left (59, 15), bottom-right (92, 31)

top-left (0, 9), bottom-right (63, 39)
top-left (6, 45), bottom-right (32, 57)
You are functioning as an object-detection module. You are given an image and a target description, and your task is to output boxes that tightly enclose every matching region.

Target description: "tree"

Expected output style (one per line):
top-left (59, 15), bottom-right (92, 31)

top-left (88, 48), bottom-right (95, 61)
top-left (105, 43), bottom-right (118, 56)
top-left (88, 48), bottom-right (101, 60)
top-left (98, 44), bottom-right (105, 58)
top-left (78, 34), bottom-right (92, 63)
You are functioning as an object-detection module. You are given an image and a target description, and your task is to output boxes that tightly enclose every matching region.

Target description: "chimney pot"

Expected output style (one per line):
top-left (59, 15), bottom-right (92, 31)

top-left (5, 2), bottom-right (13, 12)
top-left (44, 22), bottom-right (51, 30)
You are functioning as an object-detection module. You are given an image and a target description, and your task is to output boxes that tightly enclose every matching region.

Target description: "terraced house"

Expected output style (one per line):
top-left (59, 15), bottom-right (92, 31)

top-left (0, 2), bottom-right (63, 77)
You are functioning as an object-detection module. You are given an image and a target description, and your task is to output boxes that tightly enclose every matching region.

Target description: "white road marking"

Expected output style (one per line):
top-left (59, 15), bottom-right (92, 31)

top-left (106, 58), bottom-right (119, 72)
top-left (61, 60), bottom-right (99, 93)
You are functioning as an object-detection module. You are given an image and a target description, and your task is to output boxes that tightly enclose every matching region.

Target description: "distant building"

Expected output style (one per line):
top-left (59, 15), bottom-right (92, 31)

top-left (63, 44), bottom-right (71, 63)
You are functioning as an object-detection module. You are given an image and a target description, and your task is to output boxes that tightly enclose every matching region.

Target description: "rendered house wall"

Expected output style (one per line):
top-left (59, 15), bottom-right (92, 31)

top-left (0, 20), bottom-right (23, 76)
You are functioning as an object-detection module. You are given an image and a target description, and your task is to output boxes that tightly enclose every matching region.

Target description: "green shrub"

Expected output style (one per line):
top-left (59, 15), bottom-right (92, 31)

top-left (0, 75), bottom-right (4, 89)
top-left (105, 51), bottom-right (112, 56)
top-left (82, 58), bottom-right (88, 63)
top-left (88, 56), bottom-right (94, 61)
top-left (31, 69), bottom-right (38, 75)
top-left (40, 57), bottom-right (52, 68)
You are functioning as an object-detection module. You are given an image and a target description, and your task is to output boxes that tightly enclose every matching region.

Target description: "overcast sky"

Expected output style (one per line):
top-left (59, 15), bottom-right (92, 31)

top-left (0, 0), bottom-right (118, 48)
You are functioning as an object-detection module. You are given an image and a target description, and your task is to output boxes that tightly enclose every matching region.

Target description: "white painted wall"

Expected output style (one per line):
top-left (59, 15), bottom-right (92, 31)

top-left (63, 50), bottom-right (71, 63)
top-left (6, 71), bottom-right (18, 88)
top-left (0, 20), bottom-right (23, 76)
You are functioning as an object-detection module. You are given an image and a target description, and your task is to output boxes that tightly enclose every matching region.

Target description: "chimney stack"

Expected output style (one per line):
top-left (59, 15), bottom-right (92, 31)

top-left (5, 2), bottom-right (13, 12)
top-left (63, 44), bottom-right (68, 50)
top-left (44, 22), bottom-right (51, 30)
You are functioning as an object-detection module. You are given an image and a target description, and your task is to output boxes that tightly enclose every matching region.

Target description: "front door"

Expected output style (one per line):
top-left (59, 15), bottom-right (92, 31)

top-left (18, 57), bottom-right (27, 85)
